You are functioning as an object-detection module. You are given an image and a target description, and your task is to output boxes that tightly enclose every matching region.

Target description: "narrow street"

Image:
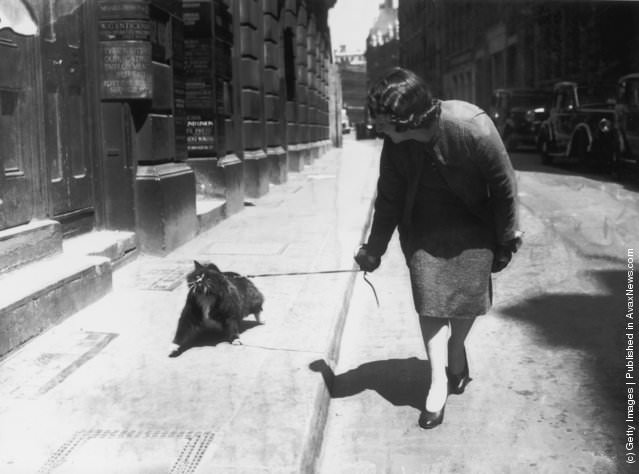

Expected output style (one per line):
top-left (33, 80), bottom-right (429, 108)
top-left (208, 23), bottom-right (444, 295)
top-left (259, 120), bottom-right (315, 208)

top-left (0, 136), bottom-right (637, 473)
top-left (2, 1), bottom-right (638, 472)
top-left (316, 147), bottom-right (638, 473)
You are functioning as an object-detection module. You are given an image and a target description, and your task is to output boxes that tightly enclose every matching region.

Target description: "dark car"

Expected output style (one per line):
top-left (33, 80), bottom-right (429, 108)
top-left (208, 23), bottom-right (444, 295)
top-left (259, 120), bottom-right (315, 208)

top-left (537, 81), bottom-right (618, 170)
top-left (489, 88), bottom-right (552, 151)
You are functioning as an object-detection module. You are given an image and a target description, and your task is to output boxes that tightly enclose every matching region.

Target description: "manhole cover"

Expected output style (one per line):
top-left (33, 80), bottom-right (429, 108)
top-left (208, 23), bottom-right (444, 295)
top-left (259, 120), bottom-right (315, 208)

top-left (38, 430), bottom-right (214, 474)
top-left (0, 332), bottom-right (117, 399)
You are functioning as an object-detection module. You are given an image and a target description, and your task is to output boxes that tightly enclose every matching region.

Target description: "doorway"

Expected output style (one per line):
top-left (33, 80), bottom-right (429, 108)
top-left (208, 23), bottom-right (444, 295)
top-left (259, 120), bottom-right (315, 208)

top-left (41, 1), bottom-right (95, 236)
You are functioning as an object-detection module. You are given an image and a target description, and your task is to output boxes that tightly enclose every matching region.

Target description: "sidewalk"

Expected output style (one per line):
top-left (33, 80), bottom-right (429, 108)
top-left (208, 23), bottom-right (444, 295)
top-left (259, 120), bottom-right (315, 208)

top-left (0, 137), bottom-right (382, 474)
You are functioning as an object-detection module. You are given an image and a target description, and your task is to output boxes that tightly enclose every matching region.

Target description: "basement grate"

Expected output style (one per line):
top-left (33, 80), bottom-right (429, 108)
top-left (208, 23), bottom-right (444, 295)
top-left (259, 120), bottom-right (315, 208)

top-left (38, 429), bottom-right (215, 474)
top-left (129, 261), bottom-right (194, 291)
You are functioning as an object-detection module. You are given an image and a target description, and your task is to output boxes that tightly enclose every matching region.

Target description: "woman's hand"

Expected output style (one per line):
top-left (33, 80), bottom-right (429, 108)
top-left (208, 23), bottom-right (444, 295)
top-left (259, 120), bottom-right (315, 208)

top-left (491, 246), bottom-right (512, 273)
top-left (491, 236), bottom-right (522, 273)
top-left (354, 245), bottom-right (381, 272)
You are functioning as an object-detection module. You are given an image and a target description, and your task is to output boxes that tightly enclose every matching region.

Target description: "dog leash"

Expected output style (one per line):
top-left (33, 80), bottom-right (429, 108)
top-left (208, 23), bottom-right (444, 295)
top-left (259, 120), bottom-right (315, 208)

top-left (242, 269), bottom-right (380, 307)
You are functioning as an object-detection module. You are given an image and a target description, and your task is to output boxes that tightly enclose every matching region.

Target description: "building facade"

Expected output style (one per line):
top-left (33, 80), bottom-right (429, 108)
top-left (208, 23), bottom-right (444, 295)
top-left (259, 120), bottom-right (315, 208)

top-left (334, 44), bottom-right (367, 126)
top-left (0, 0), bottom-right (337, 254)
top-left (398, 0), bottom-right (639, 111)
top-left (0, 0), bottom-right (338, 356)
top-left (365, 0), bottom-right (399, 92)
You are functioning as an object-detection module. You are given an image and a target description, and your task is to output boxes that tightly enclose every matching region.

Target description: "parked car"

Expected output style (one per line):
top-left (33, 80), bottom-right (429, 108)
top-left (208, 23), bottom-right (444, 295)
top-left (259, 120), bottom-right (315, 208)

top-left (614, 73), bottom-right (639, 177)
top-left (537, 81), bottom-right (617, 170)
top-left (489, 88), bottom-right (552, 151)
top-left (341, 108), bottom-right (351, 134)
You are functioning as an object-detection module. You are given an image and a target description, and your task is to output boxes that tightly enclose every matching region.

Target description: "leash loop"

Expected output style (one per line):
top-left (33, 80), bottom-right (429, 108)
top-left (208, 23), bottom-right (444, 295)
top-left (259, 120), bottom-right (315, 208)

top-left (363, 272), bottom-right (380, 308)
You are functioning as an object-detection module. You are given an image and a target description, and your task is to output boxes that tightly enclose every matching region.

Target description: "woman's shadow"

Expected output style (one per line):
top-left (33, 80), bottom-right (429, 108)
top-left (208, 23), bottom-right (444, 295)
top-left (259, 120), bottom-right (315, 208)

top-left (309, 358), bottom-right (429, 410)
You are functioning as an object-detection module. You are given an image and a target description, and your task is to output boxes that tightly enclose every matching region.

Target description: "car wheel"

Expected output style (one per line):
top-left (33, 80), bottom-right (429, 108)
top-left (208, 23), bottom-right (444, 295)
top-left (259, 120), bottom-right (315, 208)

top-left (572, 134), bottom-right (590, 167)
top-left (540, 139), bottom-right (553, 165)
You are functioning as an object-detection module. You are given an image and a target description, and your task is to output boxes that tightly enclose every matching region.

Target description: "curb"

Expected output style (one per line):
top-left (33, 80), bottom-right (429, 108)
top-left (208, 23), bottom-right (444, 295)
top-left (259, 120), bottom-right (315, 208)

top-left (299, 188), bottom-right (377, 473)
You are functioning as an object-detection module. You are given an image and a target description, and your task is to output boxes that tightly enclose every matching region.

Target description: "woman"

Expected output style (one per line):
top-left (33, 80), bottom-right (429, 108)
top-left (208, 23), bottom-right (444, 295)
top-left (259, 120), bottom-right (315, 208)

top-left (355, 68), bottom-right (521, 429)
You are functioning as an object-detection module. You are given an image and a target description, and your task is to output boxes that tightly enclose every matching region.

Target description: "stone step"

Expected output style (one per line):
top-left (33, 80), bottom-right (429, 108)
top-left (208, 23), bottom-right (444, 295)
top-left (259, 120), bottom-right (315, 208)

top-left (0, 220), bottom-right (62, 275)
top-left (0, 254), bottom-right (112, 358)
top-left (196, 197), bottom-right (226, 233)
top-left (63, 230), bottom-right (137, 269)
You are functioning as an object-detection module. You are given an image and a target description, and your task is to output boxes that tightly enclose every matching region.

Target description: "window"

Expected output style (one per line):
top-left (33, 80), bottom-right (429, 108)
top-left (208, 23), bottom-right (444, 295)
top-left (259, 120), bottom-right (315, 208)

top-left (284, 28), bottom-right (296, 101)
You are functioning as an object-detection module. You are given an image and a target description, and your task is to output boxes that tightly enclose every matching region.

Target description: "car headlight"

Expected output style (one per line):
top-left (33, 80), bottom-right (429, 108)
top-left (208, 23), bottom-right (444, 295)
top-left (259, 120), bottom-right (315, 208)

top-left (598, 118), bottom-right (612, 133)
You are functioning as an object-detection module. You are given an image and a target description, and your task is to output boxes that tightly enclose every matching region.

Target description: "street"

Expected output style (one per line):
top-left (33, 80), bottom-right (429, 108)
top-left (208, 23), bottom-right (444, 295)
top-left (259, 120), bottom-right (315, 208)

top-left (316, 143), bottom-right (638, 473)
top-left (2, 0), bottom-right (639, 471)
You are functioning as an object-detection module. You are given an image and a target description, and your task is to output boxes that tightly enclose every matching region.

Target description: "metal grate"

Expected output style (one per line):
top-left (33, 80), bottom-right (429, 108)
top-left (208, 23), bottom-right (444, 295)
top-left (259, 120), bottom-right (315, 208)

top-left (129, 261), bottom-right (194, 291)
top-left (38, 429), bottom-right (215, 473)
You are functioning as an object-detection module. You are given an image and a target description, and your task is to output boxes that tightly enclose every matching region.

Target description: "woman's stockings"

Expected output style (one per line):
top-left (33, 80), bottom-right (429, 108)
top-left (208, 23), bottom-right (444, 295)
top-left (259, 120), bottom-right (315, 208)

top-left (418, 316), bottom-right (449, 412)
top-left (448, 318), bottom-right (475, 374)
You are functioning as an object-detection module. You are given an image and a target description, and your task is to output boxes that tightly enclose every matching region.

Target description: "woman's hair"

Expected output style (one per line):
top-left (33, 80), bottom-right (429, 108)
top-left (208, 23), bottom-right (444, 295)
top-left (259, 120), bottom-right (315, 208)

top-left (367, 67), bottom-right (440, 131)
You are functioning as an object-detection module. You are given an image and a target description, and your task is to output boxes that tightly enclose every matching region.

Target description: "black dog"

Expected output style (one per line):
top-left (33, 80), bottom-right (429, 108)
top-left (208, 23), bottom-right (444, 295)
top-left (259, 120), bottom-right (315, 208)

top-left (169, 261), bottom-right (264, 356)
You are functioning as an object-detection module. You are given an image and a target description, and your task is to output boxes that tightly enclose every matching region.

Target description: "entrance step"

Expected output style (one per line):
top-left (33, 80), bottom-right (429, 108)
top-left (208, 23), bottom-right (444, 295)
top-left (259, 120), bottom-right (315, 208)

top-left (0, 254), bottom-right (112, 358)
top-left (0, 220), bottom-right (62, 275)
top-left (196, 197), bottom-right (226, 233)
top-left (63, 230), bottom-right (137, 268)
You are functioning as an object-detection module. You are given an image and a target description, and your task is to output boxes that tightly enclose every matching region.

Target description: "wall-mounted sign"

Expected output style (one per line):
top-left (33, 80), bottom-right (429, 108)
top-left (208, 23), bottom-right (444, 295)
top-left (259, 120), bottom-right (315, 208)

top-left (98, 0), bottom-right (149, 20)
top-left (186, 117), bottom-right (215, 156)
top-left (183, 1), bottom-right (216, 157)
top-left (99, 20), bottom-right (151, 41)
top-left (100, 41), bottom-right (152, 99)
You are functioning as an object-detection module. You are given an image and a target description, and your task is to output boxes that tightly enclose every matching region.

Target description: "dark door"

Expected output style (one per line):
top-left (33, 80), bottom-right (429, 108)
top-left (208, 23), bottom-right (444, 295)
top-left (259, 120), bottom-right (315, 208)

top-left (0, 30), bottom-right (34, 230)
top-left (42, 2), bottom-right (94, 232)
top-left (100, 102), bottom-right (135, 230)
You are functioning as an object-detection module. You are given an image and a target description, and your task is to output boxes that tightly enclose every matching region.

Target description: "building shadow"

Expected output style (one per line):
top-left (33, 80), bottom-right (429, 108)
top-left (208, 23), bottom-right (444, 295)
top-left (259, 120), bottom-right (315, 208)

top-left (309, 357), bottom-right (429, 410)
top-left (498, 268), bottom-right (629, 425)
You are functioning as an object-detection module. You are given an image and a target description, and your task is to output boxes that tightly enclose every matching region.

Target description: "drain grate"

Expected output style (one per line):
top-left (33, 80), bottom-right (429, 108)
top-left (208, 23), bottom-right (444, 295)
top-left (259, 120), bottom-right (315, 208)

top-left (38, 429), bottom-right (215, 473)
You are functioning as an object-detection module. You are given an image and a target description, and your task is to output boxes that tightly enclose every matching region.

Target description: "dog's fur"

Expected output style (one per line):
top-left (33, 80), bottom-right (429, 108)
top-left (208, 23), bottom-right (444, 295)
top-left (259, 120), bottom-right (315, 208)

top-left (170, 261), bottom-right (264, 355)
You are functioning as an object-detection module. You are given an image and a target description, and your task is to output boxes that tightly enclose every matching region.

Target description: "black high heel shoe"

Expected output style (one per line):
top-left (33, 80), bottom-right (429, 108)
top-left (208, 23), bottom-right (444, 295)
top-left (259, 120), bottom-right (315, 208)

top-left (418, 405), bottom-right (445, 429)
top-left (447, 349), bottom-right (471, 395)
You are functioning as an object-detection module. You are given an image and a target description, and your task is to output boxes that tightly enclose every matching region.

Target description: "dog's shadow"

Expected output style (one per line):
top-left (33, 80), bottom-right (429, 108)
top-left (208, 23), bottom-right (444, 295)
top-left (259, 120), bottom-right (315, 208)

top-left (169, 320), bottom-right (262, 357)
top-left (309, 358), bottom-right (429, 410)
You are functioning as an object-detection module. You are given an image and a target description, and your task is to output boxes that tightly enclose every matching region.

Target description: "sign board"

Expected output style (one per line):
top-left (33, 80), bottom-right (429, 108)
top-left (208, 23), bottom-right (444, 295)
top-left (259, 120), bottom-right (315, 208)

top-left (98, 0), bottom-right (149, 20)
top-left (100, 41), bottom-right (153, 99)
top-left (99, 20), bottom-right (151, 41)
top-left (186, 117), bottom-right (215, 155)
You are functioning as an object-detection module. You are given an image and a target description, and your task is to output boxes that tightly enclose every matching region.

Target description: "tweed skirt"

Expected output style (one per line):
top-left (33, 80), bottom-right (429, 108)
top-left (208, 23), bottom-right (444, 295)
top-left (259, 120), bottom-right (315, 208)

top-left (407, 246), bottom-right (493, 319)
